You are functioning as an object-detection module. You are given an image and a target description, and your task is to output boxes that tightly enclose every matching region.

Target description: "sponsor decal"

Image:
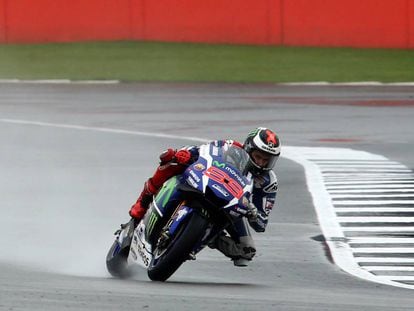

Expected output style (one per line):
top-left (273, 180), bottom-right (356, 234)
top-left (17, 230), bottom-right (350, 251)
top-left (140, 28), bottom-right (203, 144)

top-left (211, 146), bottom-right (219, 156)
top-left (263, 182), bottom-right (278, 193)
top-left (156, 177), bottom-right (177, 207)
top-left (146, 212), bottom-right (159, 236)
top-left (204, 166), bottom-right (243, 199)
top-left (261, 144), bottom-right (276, 153)
top-left (176, 208), bottom-right (188, 221)
top-left (225, 166), bottom-right (246, 187)
top-left (194, 163), bottom-right (205, 171)
top-left (187, 176), bottom-right (199, 188)
top-left (189, 170), bottom-right (201, 182)
top-left (212, 160), bottom-right (226, 168)
top-left (212, 183), bottom-right (229, 197)
top-left (137, 243), bottom-right (149, 266)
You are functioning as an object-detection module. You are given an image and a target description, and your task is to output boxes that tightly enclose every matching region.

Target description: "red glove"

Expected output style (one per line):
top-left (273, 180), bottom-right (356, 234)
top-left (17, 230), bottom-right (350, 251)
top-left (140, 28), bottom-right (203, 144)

top-left (159, 148), bottom-right (176, 164)
top-left (175, 149), bottom-right (191, 165)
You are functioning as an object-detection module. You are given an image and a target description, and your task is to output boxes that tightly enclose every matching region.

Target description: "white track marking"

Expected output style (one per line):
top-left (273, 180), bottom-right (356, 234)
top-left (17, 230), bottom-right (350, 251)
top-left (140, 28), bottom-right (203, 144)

top-left (336, 207), bottom-right (414, 213)
top-left (282, 146), bottom-right (414, 289)
top-left (0, 79), bottom-right (120, 84)
top-left (0, 79), bottom-right (414, 86)
top-left (0, 119), bottom-right (208, 143)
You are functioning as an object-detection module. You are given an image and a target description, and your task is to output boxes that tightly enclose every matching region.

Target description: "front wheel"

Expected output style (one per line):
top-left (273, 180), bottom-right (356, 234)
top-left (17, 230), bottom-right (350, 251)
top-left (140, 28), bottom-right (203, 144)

top-left (147, 212), bottom-right (208, 281)
top-left (106, 239), bottom-right (130, 278)
top-left (106, 219), bottom-right (135, 278)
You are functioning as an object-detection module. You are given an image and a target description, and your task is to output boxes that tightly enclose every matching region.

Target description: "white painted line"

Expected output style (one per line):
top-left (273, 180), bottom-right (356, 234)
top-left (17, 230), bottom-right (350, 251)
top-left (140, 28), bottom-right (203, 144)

top-left (352, 248), bottom-right (414, 253)
top-left (0, 79), bottom-right (120, 84)
top-left (349, 237), bottom-right (414, 243)
top-left (364, 267), bottom-right (414, 271)
top-left (329, 188), bottom-right (414, 193)
top-left (280, 81), bottom-right (414, 86)
top-left (313, 161), bottom-right (403, 165)
top-left (0, 119), bottom-right (208, 143)
top-left (325, 180), bottom-right (414, 185)
top-left (356, 257), bottom-right (414, 263)
top-left (323, 173), bottom-right (413, 177)
top-left (280, 82), bottom-right (331, 85)
top-left (342, 227), bottom-right (414, 232)
top-left (332, 194), bottom-right (414, 198)
top-left (73, 80), bottom-right (120, 84)
top-left (378, 275), bottom-right (414, 282)
top-left (387, 82), bottom-right (414, 86)
top-left (336, 207), bottom-right (414, 213)
top-left (338, 216), bottom-right (414, 223)
top-left (1, 79), bottom-right (413, 86)
top-left (334, 200), bottom-right (414, 205)
top-left (321, 168), bottom-right (412, 173)
top-left (319, 164), bottom-right (407, 169)
top-left (333, 82), bottom-right (384, 86)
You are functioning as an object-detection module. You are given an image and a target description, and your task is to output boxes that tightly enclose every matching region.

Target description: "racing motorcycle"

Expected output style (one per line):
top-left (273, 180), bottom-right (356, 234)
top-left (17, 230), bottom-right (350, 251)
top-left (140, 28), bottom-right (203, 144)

top-left (106, 143), bottom-right (254, 282)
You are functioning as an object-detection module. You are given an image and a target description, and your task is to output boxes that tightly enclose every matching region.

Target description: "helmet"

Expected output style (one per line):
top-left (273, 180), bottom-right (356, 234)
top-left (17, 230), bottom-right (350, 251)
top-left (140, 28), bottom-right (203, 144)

top-left (243, 127), bottom-right (281, 176)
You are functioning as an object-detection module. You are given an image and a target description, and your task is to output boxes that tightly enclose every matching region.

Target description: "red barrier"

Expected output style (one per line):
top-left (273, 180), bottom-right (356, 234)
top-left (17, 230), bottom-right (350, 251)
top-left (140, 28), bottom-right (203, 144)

top-left (6, 0), bottom-right (132, 43)
top-left (283, 0), bottom-right (411, 48)
top-left (1, 0), bottom-right (413, 48)
top-left (140, 0), bottom-right (281, 45)
top-left (0, 0), bottom-right (6, 42)
top-left (410, 0), bottom-right (414, 48)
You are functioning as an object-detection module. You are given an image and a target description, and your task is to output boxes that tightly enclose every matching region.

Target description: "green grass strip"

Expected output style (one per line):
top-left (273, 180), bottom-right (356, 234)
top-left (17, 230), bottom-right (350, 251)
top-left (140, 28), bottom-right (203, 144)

top-left (0, 41), bottom-right (413, 83)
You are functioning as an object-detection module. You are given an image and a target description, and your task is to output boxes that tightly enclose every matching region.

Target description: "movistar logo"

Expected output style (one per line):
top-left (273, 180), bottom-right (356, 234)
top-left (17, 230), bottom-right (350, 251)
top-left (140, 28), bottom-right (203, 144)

top-left (212, 160), bottom-right (225, 168)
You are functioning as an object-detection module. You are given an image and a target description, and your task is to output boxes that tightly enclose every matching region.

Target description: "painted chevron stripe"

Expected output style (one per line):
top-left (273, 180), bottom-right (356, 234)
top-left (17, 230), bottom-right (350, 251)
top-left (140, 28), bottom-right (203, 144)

top-left (283, 146), bottom-right (414, 289)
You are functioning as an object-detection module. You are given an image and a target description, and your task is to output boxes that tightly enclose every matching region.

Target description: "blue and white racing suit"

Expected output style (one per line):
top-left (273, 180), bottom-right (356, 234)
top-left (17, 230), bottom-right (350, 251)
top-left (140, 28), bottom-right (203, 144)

top-left (183, 140), bottom-right (278, 262)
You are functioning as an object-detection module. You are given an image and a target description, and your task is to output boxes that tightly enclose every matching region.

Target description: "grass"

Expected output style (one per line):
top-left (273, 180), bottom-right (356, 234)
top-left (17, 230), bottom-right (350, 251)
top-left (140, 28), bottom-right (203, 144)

top-left (0, 41), bottom-right (413, 82)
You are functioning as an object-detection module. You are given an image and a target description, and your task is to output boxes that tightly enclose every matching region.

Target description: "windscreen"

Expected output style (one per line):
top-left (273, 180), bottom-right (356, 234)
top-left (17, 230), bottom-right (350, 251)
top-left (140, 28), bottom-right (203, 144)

top-left (222, 146), bottom-right (250, 175)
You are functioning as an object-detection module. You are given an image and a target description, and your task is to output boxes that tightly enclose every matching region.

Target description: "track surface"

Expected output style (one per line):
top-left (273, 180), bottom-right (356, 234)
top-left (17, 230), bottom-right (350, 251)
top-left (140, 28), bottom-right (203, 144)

top-left (1, 83), bottom-right (414, 310)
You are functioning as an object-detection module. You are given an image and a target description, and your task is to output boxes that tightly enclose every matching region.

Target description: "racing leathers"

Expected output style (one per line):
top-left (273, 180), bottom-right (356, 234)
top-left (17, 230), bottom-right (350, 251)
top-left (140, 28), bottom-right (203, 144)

top-left (129, 140), bottom-right (278, 266)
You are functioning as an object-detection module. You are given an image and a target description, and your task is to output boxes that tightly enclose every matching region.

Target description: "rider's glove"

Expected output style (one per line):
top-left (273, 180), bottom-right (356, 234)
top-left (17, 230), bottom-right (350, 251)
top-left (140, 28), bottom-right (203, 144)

top-left (174, 149), bottom-right (192, 165)
top-left (159, 148), bottom-right (176, 165)
top-left (159, 148), bottom-right (192, 166)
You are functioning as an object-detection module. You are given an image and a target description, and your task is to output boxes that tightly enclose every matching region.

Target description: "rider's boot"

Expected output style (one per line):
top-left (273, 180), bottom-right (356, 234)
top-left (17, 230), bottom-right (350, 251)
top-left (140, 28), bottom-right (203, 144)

top-left (129, 161), bottom-right (187, 223)
top-left (129, 179), bottom-right (158, 222)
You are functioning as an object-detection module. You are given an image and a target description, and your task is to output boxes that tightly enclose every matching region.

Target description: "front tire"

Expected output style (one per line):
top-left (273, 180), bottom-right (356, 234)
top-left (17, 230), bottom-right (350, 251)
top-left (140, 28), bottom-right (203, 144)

top-left (147, 212), bottom-right (208, 281)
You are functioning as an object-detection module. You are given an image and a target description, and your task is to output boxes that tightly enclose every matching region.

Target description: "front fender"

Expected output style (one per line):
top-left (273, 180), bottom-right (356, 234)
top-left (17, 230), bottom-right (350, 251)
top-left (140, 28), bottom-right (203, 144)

top-left (168, 205), bottom-right (194, 236)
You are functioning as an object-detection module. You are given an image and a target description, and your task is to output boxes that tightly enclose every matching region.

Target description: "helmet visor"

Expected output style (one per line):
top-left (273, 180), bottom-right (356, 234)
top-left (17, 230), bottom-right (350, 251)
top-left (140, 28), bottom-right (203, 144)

top-left (250, 149), bottom-right (278, 171)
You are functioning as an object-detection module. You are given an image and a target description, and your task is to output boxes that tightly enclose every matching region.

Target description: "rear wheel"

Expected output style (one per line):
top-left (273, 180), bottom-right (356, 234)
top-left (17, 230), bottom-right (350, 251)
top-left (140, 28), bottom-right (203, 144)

top-left (147, 212), bottom-right (208, 281)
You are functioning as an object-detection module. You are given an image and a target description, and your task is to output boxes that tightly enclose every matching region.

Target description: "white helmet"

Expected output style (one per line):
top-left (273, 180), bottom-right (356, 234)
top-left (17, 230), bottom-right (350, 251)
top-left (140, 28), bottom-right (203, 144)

top-left (243, 127), bottom-right (281, 175)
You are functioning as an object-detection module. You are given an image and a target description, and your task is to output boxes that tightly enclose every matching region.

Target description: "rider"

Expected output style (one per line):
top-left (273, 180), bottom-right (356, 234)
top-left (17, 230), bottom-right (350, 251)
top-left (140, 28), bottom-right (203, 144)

top-left (129, 127), bottom-right (280, 266)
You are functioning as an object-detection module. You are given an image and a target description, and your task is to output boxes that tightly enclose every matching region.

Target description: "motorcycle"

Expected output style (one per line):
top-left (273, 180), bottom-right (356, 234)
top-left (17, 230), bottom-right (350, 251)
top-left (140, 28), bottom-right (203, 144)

top-left (106, 143), bottom-right (254, 281)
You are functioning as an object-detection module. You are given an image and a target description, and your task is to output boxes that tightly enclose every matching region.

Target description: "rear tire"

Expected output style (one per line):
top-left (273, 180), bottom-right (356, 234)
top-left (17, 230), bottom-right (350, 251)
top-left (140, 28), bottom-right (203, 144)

top-left (147, 212), bottom-right (208, 281)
